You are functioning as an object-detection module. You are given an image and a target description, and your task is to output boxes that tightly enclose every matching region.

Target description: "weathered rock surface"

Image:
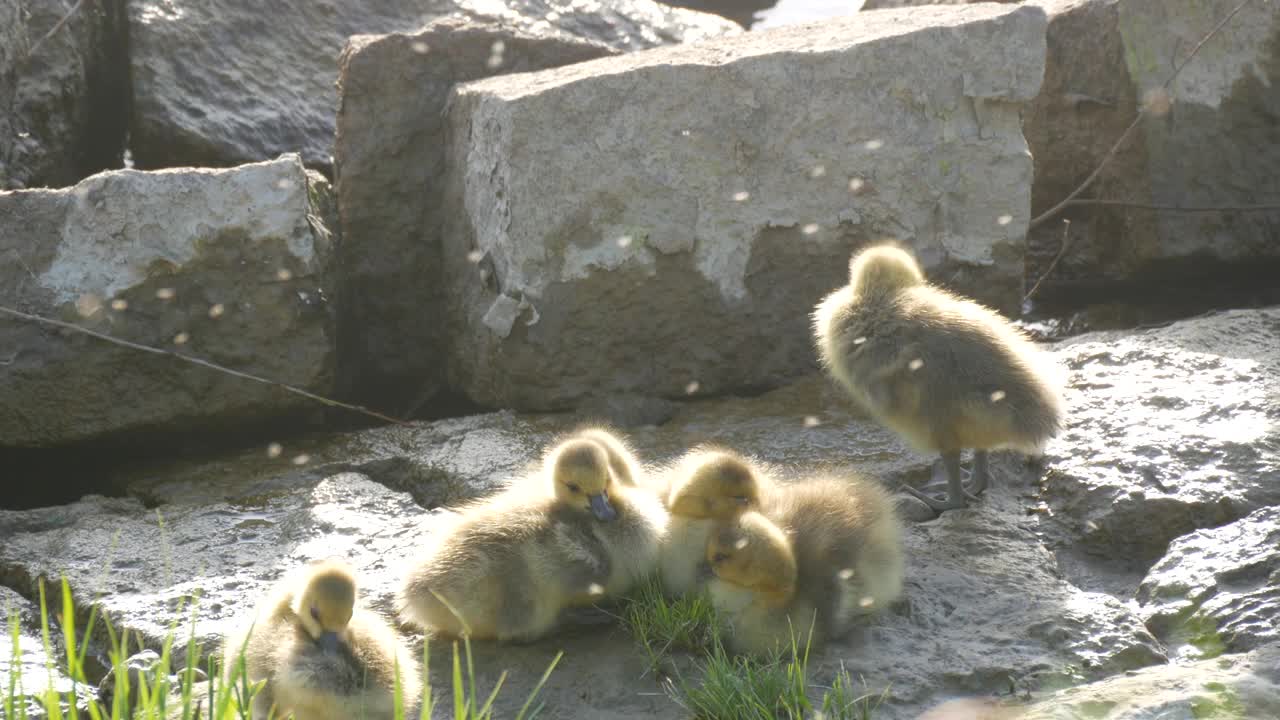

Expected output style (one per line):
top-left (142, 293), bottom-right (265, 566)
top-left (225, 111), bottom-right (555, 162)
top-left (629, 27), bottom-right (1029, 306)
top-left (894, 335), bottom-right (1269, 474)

top-left (127, 0), bottom-right (737, 174)
top-left (334, 17), bottom-right (618, 412)
top-left (442, 3), bottom-right (1046, 411)
top-left (1019, 642), bottom-right (1280, 720)
top-left (1040, 308), bottom-right (1280, 574)
top-left (1024, 0), bottom-right (1280, 300)
top-left (1136, 506), bottom-right (1280, 658)
top-left (7, 306), bottom-right (1279, 717)
top-left (0, 155), bottom-right (337, 448)
top-left (1, 355), bottom-right (1181, 718)
top-left (663, 0), bottom-right (774, 29)
top-left (0, 0), bottom-right (128, 190)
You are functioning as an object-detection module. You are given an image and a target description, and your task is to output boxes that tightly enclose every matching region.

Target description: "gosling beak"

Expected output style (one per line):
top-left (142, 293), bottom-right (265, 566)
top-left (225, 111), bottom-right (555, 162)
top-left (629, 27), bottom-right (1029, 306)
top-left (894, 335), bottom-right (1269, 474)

top-left (732, 496), bottom-right (750, 507)
top-left (317, 631), bottom-right (342, 654)
top-left (588, 492), bottom-right (618, 522)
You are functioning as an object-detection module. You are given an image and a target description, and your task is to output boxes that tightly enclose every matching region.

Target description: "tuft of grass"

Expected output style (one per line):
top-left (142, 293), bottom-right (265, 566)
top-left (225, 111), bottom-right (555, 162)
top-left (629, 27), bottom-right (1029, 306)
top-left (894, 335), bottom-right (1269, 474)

top-left (620, 588), bottom-right (887, 720)
top-left (3, 577), bottom-right (560, 720)
top-left (618, 576), bottom-right (721, 670)
top-left (671, 629), bottom-right (886, 720)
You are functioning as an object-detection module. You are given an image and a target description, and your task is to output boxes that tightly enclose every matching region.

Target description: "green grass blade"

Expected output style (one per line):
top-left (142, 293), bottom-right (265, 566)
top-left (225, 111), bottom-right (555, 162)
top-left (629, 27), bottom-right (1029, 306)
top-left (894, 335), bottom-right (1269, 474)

top-left (514, 650), bottom-right (562, 720)
top-left (451, 641), bottom-right (464, 720)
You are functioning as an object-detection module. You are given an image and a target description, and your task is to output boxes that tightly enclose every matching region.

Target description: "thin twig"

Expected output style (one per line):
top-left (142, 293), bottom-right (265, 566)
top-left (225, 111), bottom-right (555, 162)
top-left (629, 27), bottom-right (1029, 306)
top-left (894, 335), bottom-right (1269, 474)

top-left (0, 304), bottom-right (411, 426)
top-left (1030, 0), bottom-right (1258, 230)
top-left (1024, 219), bottom-right (1070, 304)
top-left (23, 0), bottom-right (89, 60)
top-left (1066, 199), bottom-right (1280, 213)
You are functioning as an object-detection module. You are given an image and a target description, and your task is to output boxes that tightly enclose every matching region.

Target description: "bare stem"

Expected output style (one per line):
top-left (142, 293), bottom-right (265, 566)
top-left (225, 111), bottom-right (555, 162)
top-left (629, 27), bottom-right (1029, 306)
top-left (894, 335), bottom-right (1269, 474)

top-left (24, 0), bottom-right (89, 60)
top-left (0, 304), bottom-right (411, 427)
top-left (1030, 0), bottom-right (1258, 230)
top-left (1023, 219), bottom-right (1070, 304)
top-left (1065, 199), bottom-right (1280, 213)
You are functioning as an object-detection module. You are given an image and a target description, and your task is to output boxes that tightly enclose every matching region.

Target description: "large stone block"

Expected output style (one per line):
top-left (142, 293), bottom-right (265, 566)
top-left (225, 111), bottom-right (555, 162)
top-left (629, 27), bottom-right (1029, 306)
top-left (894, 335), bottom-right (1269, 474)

top-left (334, 17), bottom-right (618, 413)
top-left (0, 0), bottom-right (128, 190)
top-left (127, 0), bottom-right (738, 175)
top-left (443, 3), bottom-right (1047, 410)
top-left (0, 155), bottom-right (336, 448)
top-left (1137, 506), bottom-right (1280, 656)
top-left (1024, 0), bottom-right (1280, 299)
top-left (1042, 307), bottom-right (1280, 564)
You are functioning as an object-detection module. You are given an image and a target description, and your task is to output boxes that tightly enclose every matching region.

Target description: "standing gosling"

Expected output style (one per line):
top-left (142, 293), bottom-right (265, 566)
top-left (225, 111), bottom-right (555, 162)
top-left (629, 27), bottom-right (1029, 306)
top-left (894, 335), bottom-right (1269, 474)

top-left (812, 244), bottom-right (1064, 513)
top-left (706, 511), bottom-right (817, 656)
top-left (223, 559), bottom-right (421, 720)
top-left (769, 474), bottom-right (904, 630)
top-left (398, 437), bottom-right (667, 642)
top-left (659, 448), bottom-right (774, 596)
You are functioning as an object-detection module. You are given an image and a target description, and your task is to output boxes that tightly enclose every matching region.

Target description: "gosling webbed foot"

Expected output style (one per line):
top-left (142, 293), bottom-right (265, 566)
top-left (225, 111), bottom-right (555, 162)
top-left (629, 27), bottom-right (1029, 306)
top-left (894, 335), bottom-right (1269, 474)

top-left (904, 452), bottom-right (978, 513)
top-left (900, 483), bottom-right (972, 512)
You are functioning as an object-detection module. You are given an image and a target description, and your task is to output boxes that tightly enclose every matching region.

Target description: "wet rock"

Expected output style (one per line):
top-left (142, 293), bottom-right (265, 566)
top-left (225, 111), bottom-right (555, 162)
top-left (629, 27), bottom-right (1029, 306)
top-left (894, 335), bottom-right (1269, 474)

top-left (97, 648), bottom-right (208, 716)
top-left (824, 500), bottom-right (1167, 715)
top-left (663, 0), bottom-right (774, 29)
top-left (1023, 0), bottom-right (1280, 299)
top-left (0, 475), bottom-right (429, 659)
top-left (127, 0), bottom-right (737, 175)
top-left (442, 3), bottom-right (1046, 411)
top-left (0, 155), bottom-right (337, 448)
top-left (0, 586), bottom-right (99, 718)
top-left (1019, 642), bottom-right (1280, 720)
top-left (1041, 308), bottom-right (1280, 570)
top-left (863, 0), bottom-right (1021, 8)
top-left (0, 0), bottom-right (128, 190)
top-left (333, 17), bottom-right (618, 412)
top-left (1136, 506), bottom-right (1280, 658)
top-left (0, 363), bottom-right (1176, 718)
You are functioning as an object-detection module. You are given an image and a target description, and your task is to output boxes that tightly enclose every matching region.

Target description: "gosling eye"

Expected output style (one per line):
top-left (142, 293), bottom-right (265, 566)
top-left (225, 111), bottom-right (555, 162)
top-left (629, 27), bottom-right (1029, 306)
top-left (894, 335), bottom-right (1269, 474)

top-left (711, 552), bottom-right (729, 564)
top-left (309, 607), bottom-right (321, 622)
top-left (566, 483), bottom-right (581, 494)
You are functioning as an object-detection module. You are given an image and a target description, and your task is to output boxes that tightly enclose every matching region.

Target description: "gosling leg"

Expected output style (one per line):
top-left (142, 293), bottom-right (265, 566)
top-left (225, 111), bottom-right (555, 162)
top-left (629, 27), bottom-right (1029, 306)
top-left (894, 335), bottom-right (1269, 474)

top-left (901, 452), bottom-right (976, 512)
top-left (966, 450), bottom-right (990, 495)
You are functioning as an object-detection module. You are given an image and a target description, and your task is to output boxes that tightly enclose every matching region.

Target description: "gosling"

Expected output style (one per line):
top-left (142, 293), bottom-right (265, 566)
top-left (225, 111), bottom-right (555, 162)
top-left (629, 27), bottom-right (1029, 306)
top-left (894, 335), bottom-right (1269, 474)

top-left (706, 511), bottom-right (817, 656)
top-left (398, 437), bottom-right (668, 642)
top-left (222, 559), bottom-right (421, 720)
top-left (769, 474), bottom-right (904, 628)
top-left (659, 448), bottom-right (773, 596)
top-left (812, 244), bottom-right (1064, 513)
top-left (567, 426), bottom-right (666, 498)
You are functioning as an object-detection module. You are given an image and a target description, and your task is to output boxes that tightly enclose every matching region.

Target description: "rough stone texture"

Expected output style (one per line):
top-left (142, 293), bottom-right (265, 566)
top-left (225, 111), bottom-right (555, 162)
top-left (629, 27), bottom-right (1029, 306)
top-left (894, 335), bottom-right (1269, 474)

top-left (442, 3), bottom-right (1046, 411)
top-left (127, 0), bottom-right (738, 175)
top-left (7, 308), bottom-right (1278, 717)
top-left (0, 0), bottom-right (128, 190)
top-left (0, 155), bottom-right (337, 448)
top-left (0, 350), bottom-right (1181, 719)
top-left (1040, 308), bottom-right (1280, 571)
top-left (333, 18), bottom-right (618, 413)
top-left (1136, 506), bottom-right (1280, 657)
top-left (663, 0), bottom-right (773, 28)
top-left (864, 0), bottom-right (1020, 7)
top-left (1019, 643), bottom-right (1280, 720)
top-left (1023, 0), bottom-right (1280, 300)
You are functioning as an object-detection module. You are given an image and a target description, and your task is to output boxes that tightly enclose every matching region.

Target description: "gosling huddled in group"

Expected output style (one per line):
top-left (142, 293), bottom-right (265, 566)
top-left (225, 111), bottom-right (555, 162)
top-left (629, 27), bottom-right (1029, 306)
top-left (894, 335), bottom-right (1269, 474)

top-left (222, 243), bottom-right (1065, 714)
top-left (224, 559), bottom-right (421, 720)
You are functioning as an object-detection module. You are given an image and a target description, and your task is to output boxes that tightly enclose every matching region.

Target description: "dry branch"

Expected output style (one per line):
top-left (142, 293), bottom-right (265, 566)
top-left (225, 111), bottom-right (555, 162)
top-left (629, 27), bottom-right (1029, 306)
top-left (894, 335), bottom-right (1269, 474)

top-left (0, 304), bottom-right (412, 426)
top-left (1030, 0), bottom-right (1260, 230)
top-left (23, 0), bottom-right (89, 60)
